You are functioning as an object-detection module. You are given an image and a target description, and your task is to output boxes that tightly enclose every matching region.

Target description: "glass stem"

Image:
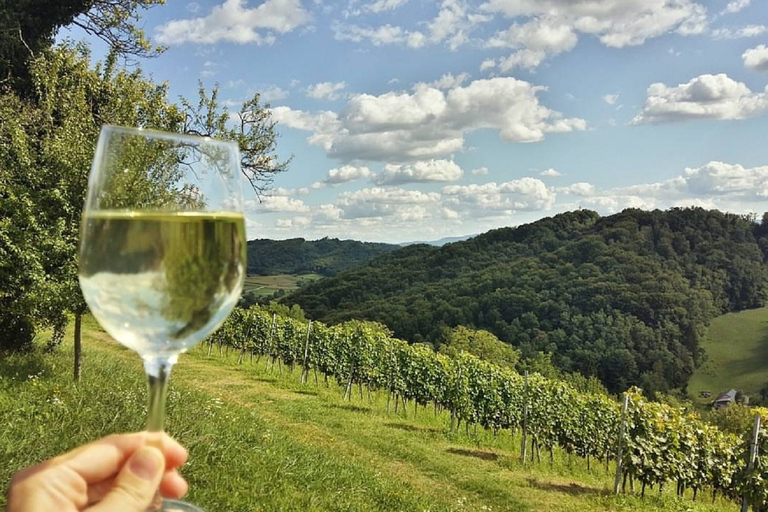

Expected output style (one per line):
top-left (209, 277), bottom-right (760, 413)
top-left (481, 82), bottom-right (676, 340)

top-left (143, 356), bottom-right (177, 512)
top-left (144, 356), bottom-right (177, 434)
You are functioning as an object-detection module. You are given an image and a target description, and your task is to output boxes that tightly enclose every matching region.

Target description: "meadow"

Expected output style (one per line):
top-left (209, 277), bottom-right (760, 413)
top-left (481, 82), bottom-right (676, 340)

top-left (0, 317), bottom-right (738, 512)
top-left (688, 305), bottom-right (768, 407)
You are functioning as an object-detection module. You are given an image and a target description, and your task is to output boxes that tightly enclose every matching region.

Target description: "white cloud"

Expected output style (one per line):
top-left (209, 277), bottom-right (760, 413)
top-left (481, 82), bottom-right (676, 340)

top-left (333, 22), bottom-right (421, 47)
top-left (480, 58), bottom-right (496, 72)
top-left (337, 187), bottom-right (441, 219)
top-left (632, 73), bottom-right (768, 124)
top-left (540, 168), bottom-right (561, 177)
top-left (743, 45), bottom-right (768, 72)
top-left (250, 195), bottom-right (311, 213)
top-left (711, 25), bottom-right (768, 39)
top-left (442, 177), bottom-right (556, 215)
top-left (306, 81), bottom-right (347, 100)
top-left (313, 204), bottom-right (343, 223)
top-left (442, 207), bottom-right (460, 219)
top-left (259, 85), bottom-right (289, 102)
top-left (479, 0), bottom-right (706, 71)
top-left (471, 167), bottom-right (489, 176)
top-left (487, 17), bottom-right (578, 71)
top-left (324, 165), bottom-right (373, 184)
top-left (722, 0), bottom-right (750, 15)
top-left (334, 0), bottom-right (490, 51)
top-left (274, 77), bottom-right (585, 163)
top-left (201, 60), bottom-right (217, 77)
top-left (556, 182), bottom-right (596, 196)
top-left (426, 0), bottom-right (492, 50)
top-left (603, 93), bottom-right (619, 105)
top-left (683, 161), bottom-right (768, 199)
top-left (270, 107), bottom-right (341, 150)
top-left (428, 73), bottom-right (470, 90)
top-left (374, 160), bottom-right (464, 185)
top-left (556, 161), bottom-right (768, 215)
top-left (155, 0), bottom-right (311, 45)
top-left (275, 217), bottom-right (312, 229)
top-left (270, 187), bottom-right (293, 196)
top-left (365, 0), bottom-right (410, 14)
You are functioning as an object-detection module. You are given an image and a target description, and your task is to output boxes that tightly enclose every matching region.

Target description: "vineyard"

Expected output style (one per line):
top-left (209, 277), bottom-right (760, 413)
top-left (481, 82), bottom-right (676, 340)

top-left (210, 305), bottom-right (768, 509)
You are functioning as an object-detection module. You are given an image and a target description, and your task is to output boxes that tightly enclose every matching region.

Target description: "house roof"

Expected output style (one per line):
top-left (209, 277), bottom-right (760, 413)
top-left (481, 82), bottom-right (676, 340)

top-left (714, 389), bottom-right (737, 402)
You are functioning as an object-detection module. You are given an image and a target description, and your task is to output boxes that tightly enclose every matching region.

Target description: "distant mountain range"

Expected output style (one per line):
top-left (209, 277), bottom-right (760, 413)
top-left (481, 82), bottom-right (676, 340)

top-left (400, 234), bottom-right (476, 246)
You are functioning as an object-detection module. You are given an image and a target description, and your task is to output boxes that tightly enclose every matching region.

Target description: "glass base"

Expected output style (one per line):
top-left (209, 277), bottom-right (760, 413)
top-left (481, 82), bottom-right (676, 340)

top-left (157, 499), bottom-right (206, 512)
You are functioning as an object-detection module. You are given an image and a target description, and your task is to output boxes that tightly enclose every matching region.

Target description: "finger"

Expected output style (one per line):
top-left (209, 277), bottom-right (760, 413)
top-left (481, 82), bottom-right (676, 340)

top-left (86, 445), bottom-right (165, 512)
top-left (87, 469), bottom-right (188, 504)
top-left (159, 470), bottom-right (189, 499)
top-left (55, 432), bottom-right (188, 484)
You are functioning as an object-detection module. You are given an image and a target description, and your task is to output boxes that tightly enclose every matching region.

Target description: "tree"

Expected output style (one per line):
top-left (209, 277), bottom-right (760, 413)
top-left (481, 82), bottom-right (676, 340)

top-left (439, 326), bottom-right (520, 370)
top-left (0, 43), bottom-right (290, 379)
top-left (1, 0), bottom-right (164, 94)
top-left (181, 83), bottom-right (291, 197)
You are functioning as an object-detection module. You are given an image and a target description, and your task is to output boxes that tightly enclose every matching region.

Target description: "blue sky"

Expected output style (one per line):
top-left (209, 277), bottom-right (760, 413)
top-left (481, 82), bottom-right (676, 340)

top-left (66, 0), bottom-right (768, 243)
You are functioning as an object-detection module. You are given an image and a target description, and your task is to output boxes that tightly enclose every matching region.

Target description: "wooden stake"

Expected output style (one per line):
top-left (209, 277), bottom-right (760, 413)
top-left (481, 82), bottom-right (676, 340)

top-left (521, 371), bottom-right (529, 463)
top-left (741, 414), bottom-right (761, 512)
top-left (613, 393), bottom-right (630, 495)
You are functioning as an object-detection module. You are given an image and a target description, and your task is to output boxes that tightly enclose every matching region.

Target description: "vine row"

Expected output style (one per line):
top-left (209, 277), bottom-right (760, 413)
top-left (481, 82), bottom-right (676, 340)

top-left (208, 305), bottom-right (765, 507)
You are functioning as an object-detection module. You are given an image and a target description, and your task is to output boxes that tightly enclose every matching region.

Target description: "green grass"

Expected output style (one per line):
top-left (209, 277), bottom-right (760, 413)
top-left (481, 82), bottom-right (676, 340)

top-left (1, 318), bottom-right (733, 512)
top-left (244, 273), bottom-right (324, 297)
top-left (688, 305), bottom-right (768, 406)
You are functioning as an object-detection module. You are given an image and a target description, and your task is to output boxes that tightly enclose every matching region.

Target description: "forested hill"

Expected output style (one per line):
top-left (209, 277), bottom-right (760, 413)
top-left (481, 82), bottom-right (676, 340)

top-left (247, 238), bottom-right (400, 276)
top-left (286, 208), bottom-right (768, 395)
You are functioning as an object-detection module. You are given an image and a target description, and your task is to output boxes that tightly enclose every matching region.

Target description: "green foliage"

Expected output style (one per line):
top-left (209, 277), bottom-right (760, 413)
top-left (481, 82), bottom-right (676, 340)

top-left (707, 403), bottom-right (760, 436)
top-left (180, 83), bottom-right (291, 197)
top-left (438, 325), bottom-right (521, 369)
top-left (288, 208), bottom-right (768, 394)
top-left (264, 301), bottom-right (307, 322)
top-left (1, 0), bottom-right (165, 94)
top-left (1, 43), bottom-right (289, 352)
top-left (0, 43), bottom-right (186, 351)
top-left (2, 326), bottom-right (735, 512)
top-left (206, 304), bottom-right (768, 506)
top-left (247, 237), bottom-right (400, 277)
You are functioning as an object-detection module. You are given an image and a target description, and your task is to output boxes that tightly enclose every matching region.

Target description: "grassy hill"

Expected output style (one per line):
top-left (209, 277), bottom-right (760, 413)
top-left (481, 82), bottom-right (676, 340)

top-left (288, 208), bottom-right (768, 395)
top-left (688, 305), bottom-right (768, 406)
top-left (0, 319), bottom-right (732, 512)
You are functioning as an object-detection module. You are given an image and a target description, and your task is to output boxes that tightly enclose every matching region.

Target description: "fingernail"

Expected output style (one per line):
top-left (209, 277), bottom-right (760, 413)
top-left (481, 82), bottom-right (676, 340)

top-left (129, 446), bottom-right (163, 481)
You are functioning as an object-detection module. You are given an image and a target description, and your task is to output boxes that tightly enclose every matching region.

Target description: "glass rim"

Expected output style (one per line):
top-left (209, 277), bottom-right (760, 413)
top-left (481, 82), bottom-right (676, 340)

top-left (100, 124), bottom-right (239, 151)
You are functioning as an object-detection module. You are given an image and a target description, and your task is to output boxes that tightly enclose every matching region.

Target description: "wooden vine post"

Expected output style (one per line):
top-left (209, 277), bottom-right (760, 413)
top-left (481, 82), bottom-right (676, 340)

top-left (300, 320), bottom-right (313, 384)
top-left (741, 413), bottom-right (761, 512)
top-left (265, 313), bottom-right (277, 371)
top-left (521, 371), bottom-right (529, 463)
top-left (613, 392), bottom-right (629, 494)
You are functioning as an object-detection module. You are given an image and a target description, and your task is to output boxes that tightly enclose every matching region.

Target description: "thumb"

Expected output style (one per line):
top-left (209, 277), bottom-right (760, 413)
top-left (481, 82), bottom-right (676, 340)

top-left (87, 446), bottom-right (165, 512)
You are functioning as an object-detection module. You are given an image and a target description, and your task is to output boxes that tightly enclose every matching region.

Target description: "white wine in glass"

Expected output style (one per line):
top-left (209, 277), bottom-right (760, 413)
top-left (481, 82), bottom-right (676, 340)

top-left (79, 125), bottom-right (246, 512)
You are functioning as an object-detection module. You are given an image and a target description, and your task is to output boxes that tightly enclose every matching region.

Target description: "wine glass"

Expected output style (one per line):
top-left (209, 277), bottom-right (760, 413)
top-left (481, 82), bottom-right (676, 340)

top-left (78, 125), bottom-right (246, 512)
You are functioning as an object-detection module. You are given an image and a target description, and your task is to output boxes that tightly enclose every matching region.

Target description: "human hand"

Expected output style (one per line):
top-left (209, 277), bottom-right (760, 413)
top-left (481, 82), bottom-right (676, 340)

top-left (5, 432), bottom-right (188, 512)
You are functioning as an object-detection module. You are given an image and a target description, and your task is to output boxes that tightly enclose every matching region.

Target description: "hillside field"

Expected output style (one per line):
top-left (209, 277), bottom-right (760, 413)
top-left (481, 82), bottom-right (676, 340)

top-left (243, 273), bottom-right (324, 297)
top-left (0, 318), bottom-right (734, 512)
top-left (688, 304), bottom-right (768, 406)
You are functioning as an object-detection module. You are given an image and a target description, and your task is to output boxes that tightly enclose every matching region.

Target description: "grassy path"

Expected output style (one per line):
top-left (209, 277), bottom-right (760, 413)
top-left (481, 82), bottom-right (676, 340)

top-left (1, 321), bottom-right (735, 512)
